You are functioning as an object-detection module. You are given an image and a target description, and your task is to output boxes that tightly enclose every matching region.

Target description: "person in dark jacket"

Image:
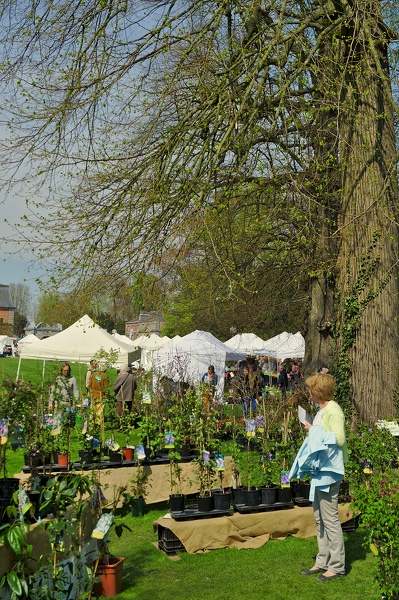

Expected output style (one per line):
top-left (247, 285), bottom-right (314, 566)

top-left (113, 364), bottom-right (137, 414)
top-left (277, 365), bottom-right (289, 401)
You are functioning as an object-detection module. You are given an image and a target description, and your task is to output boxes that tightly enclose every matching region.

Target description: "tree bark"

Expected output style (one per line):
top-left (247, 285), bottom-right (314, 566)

top-left (335, 2), bottom-right (399, 423)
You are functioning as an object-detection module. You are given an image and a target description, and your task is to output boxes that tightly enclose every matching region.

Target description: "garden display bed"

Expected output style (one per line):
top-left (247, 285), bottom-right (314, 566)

top-left (153, 503), bottom-right (355, 555)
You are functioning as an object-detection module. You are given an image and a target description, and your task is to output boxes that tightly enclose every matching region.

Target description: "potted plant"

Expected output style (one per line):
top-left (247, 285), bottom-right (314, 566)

top-left (91, 482), bottom-right (132, 598)
top-left (119, 412), bottom-right (135, 461)
top-left (0, 380), bottom-right (38, 495)
top-left (137, 408), bottom-right (160, 460)
top-left (191, 386), bottom-right (218, 511)
top-left (78, 432), bottom-right (95, 465)
top-left (213, 453), bottom-right (232, 510)
top-left (104, 437), bottom-right (122, 463)
top-left (130, 460), bottom-right (149, 517)
top-left (0, 471), bottom-right (96, 598)
top-left (168, 449), bottom-right (184, 512)
top-left (54, 424), bottom-right (70, 467)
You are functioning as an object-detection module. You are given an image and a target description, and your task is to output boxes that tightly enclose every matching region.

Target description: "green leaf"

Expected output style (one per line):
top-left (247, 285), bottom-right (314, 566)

top-left (7, 571), bottom-right (22, 596)
top-left (7, 527), bottom-right (24, 555)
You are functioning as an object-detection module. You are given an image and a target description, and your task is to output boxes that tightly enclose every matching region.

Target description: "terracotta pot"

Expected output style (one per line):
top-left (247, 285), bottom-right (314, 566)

top-left (122, 447), bottom-right (134, 461)
top-left (93, 557), bottom-right (124, 597)
top-left (57, 453), bottom-right (69, 467)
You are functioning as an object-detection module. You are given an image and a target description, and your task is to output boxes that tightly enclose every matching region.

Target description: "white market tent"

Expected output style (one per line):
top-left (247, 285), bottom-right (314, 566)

top-left (134, 334), bottom-right (169, 370)
top-left (17, 333), bottom-right (41, 346)
top-left (225, 333), bottom-right (266, 354)
top-left (0, 335), bottom-right (15, 346)
top-left (259, 331), bottom-right (305, 360)
top-left (19, 315), bottom-right (140, 367)
top-left (111, 331), bottom-right (138, 346)
top-left (153, 330), bottom-right (246, 398)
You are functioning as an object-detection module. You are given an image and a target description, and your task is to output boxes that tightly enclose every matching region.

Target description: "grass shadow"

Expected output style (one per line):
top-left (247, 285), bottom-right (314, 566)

top-left (344, 527), bottom-right (369, 574)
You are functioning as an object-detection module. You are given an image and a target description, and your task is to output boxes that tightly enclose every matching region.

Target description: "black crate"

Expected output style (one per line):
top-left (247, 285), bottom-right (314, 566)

top-left (157, 525), bottom-right (186, 555)
top-left (341, 516), bottom-right (359, 532)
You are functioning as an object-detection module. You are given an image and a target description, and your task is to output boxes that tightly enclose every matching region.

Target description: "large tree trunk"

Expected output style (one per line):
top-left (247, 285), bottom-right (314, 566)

top-left (303, 23), bottom-right (341, 378)
top-left (335, 2), bottom-right (399, 424)
top-left (303, 275), bottom-right (335, 376)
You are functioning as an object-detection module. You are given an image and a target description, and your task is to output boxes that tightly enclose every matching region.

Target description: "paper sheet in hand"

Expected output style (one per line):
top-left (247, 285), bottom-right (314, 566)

top-left (298, 405), bottom-right (313, 425)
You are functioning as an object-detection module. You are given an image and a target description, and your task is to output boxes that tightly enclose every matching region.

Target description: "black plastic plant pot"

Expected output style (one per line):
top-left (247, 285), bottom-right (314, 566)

top-left (260, 486), bottom-right (277, 505)
top-left (169, 494), bottom-right (185, 512)
top-left (243, 488), bottom-right (260, 506)
top-left (0, 478), bottom-right (20, 499)
top-left (232, 487), bottom-right (246, 505)
top-left (197, 495), bottom-right (214, 512)
top-left (213, 492), bottom-right (231, 511)
top-left (277, 487), bottom-right (292, 503)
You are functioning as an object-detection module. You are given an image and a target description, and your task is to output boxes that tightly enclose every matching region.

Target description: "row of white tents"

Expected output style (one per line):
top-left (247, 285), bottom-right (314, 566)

top-left (17, 315), bottom-right (305, 395)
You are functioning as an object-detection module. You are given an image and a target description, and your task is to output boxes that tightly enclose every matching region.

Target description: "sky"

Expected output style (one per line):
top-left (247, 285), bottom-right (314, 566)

top-left (0, 190), bottom-right (44, 302)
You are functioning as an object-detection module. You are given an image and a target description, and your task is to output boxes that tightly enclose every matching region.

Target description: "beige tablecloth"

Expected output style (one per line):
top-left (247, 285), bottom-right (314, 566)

top-left (154, 504), bottom-right (353, 553)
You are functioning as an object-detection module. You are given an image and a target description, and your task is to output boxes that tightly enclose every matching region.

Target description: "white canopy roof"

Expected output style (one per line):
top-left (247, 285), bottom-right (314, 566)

top-left (111, 331), bottom-right (138, 346)
top-left (224, 332), bottom-right (266, 354)
top-left (135, 334), bottom-right (164, 350)
top-left (259, 331), bottom-right (305, 359)
top-left (19, 315), bottom-right (140, 367)
top-left (153, 330), bottom-right (245, 396)
top-left (17, 333), bottom-right (41, 345)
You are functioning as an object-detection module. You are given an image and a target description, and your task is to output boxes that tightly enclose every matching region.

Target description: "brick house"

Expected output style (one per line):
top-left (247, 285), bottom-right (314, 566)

top-left (125, 311), bottom-right (166, 340)
top-left (0, 284), bottom-right (16, 336)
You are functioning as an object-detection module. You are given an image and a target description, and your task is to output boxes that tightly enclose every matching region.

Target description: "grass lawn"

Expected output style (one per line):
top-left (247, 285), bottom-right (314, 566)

top-left (106, 508), bottom-right (379, 600)
top-left (0, 356), bottom-right (115, 391)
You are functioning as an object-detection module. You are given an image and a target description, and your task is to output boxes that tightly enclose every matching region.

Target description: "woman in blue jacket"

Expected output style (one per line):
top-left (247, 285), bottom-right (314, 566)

top-left (294, 373), bottom-right (347, 582)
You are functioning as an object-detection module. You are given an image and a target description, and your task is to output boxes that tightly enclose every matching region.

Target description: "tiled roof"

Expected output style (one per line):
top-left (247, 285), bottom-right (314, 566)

top-left (126, 311), bottom-right (163, 325)
top-left (0, 285), bottom-right (16, 309)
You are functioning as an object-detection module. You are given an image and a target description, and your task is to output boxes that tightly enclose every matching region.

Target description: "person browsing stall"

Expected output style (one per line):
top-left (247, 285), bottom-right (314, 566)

top-left (289, 372), bottom-right (347, 581)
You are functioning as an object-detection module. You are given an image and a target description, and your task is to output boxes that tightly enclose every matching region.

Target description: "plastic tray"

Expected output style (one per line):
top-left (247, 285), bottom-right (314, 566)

top-left (233, 501), bottom-right (294, 514)
top-left (170, 508), bottom-right (234, 521)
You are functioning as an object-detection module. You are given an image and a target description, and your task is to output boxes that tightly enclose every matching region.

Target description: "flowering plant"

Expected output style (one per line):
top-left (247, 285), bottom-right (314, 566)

top-left (345, 425), bottom-right (399, 490)
top-left (352, 468), bottom-right (399, 599)
top-left (81, 434), bottom-right (94, 452)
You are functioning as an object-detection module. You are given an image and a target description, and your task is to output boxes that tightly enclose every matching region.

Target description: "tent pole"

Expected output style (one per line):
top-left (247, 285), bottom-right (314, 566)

top-left (15, 354), bottom-right (22, 383)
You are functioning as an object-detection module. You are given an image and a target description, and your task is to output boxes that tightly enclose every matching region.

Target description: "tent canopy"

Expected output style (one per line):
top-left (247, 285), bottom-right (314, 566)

top-left (153, 330), bottom-right (245, 396)
top-left (258, 331), bottom-right (305, 359)
top-left (224, 333), bottom-right (266, 354)
top-left (17, 334), bottom-right (41, 345)
top-left (0, 335), bottom-right (15, 346)
top-left (19, 315), bottom-right (141, 367)
top-left (111, 331), bottom-right (138, 346)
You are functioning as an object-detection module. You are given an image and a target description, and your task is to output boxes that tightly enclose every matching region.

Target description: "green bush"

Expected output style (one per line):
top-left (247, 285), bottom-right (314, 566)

top-left (352, 468), bottom-right (399, 599)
